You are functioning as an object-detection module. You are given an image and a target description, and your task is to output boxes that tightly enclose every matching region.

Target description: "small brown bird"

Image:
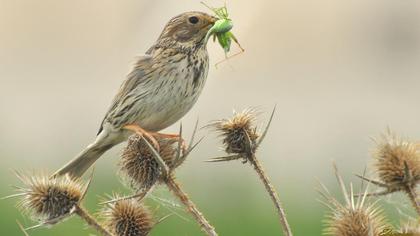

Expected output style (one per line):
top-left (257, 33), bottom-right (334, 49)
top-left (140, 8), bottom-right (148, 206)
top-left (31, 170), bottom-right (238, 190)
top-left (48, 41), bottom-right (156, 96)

top-left (53, 12), bottom-right (217, 177)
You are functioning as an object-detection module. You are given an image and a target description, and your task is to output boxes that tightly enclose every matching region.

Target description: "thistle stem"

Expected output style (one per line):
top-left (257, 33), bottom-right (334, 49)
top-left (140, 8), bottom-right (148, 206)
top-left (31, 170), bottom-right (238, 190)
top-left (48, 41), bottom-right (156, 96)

top-left (165, 175), bottom-right (218, 236)
top-left (405, 185), bottom-right (420, 217)
top-left (75, 205), bottom-right (114, 236)
top-left (249, 155), bottom-right (293, 236)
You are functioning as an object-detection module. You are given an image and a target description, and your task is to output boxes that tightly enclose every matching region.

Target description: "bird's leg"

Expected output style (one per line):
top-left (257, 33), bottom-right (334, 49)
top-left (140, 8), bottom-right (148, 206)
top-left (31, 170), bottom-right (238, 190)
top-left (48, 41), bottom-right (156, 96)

top-left (151, 132), bottom-right (187, 154)
top-left (123, 124), bottom-right (160, 152)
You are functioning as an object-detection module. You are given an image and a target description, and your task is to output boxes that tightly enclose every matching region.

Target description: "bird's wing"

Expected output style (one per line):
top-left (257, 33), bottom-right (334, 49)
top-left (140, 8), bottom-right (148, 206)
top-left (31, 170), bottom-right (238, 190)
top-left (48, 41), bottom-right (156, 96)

top-left (97, 55), bottom-right (153, 135)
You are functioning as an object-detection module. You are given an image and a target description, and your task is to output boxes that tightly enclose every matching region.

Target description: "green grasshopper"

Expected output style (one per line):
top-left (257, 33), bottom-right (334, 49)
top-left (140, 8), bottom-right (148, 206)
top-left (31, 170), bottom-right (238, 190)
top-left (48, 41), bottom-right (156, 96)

top-left (202, 2), bottom-right (244, 66)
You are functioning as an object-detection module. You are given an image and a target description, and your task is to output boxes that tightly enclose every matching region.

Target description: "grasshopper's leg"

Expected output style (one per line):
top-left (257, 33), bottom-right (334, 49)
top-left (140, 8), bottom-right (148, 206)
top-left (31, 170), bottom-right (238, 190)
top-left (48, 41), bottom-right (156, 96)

top-left (215, 33), bottom-right (245, 67)
top-left (230, 33), bottom-right (245, 52)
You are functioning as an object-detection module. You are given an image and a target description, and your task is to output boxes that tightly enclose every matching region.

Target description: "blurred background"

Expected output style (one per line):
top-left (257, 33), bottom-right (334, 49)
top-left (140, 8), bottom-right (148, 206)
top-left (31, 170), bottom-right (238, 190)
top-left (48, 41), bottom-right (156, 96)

top-left (1, 0), bottom-right (420, 235)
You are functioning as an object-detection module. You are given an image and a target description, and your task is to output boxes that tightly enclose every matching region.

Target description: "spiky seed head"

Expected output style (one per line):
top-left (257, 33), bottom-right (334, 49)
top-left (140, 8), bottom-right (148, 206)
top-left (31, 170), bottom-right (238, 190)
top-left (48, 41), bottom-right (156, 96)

top-left (213, 109), bottom-right (259, 158)
top-left (119, 135), bottom-right (180, 190)
top-left (324, 209), bottom-right (387, 236)
top-left (15, 174), bottom-right (84, 223)
top-left (373, 131), bottom-right (420, 190)
top-left (320, 165), bottom-right (388, 236)
top-left (398, 221), bottom-right (420, 235)
top-left (103, 198), bottom-right (154, 236)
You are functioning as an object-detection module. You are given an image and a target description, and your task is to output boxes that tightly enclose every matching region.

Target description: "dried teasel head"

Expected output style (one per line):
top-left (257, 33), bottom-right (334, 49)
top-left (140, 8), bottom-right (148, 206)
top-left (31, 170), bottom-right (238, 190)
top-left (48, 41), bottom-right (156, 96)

top-left (209, 107), bottom-right (275, 163)
top-left (398, 220), bottom-right (420, 235)
top-left (103, 198), bottom-right (154, 236)
top-left (319, 164), bottom-right (388, 236)
top-left (212, 109), bottom-right (259, 158)
top-left (372, 130), bottom-right (420, 192)
top-left (11, 173), bottom-right (87, 225)
top-left (119, 135), bottom-right (182, 190)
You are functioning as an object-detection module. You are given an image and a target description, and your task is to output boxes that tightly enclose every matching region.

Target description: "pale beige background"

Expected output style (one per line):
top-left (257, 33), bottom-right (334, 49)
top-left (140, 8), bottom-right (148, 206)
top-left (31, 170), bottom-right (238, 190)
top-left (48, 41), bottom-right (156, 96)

top-left (1, 0), bottom-right (420, 233)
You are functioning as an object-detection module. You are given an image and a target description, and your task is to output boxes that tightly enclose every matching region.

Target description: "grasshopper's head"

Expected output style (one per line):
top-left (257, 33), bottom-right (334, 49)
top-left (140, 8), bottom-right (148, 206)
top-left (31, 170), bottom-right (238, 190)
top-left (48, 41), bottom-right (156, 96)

top-left (204, 19), bottom-right (233, 43)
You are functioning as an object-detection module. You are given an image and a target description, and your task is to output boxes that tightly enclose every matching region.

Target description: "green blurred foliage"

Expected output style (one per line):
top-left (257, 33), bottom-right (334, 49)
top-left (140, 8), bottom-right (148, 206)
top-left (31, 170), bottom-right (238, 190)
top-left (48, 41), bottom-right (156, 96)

top-left (1, 175), bottom-right (324, 236)
top-left (0, 172), bottom-right (405, 236)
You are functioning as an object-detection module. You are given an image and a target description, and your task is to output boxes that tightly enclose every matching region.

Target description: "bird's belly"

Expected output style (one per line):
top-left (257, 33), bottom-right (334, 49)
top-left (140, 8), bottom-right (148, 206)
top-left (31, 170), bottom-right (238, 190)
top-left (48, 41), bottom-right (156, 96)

top-left (112, 51), bottom-right (209, 133)
top-left (135, 92), bottom-right (200, 132)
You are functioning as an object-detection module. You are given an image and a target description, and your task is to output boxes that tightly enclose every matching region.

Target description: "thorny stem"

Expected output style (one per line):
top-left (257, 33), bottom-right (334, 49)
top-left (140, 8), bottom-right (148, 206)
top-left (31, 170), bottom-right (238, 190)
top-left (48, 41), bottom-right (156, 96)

top-left (355, 169), bottom-right (420, 217)
top-left (249, 155), bottom-right (293, 236)
top-left (165, 174), bottom-right (218, 236)
top-left (74, 205), bottom-right (114, 236)
top-left (405, 185), bottom-right (420, 217)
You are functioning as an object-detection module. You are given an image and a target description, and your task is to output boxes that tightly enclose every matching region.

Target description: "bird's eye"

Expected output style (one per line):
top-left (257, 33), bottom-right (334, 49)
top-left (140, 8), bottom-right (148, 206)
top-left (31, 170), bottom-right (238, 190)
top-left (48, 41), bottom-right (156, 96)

top-left (188, 16), bottom-right (199, 24)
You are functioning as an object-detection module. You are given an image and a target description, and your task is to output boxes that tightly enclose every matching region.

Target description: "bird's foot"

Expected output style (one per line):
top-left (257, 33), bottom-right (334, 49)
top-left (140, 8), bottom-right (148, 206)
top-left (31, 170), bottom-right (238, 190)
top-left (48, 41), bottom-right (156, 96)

top-left (123, 124), bottom-right (160, 152)
top-left (152, 132), bottom-right (188, 154)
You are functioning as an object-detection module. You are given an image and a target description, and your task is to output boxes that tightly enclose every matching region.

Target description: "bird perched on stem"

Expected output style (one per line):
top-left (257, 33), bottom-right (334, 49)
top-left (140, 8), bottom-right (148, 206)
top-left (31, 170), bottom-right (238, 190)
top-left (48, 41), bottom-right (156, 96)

top-left (52, 12), bottom-right (217, 178)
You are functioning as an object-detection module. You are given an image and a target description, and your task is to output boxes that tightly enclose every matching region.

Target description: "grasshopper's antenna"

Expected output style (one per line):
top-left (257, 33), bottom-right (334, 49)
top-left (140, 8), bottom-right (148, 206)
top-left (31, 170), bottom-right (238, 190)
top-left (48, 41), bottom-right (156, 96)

top-left (200, 1), bottom-right (213, 11)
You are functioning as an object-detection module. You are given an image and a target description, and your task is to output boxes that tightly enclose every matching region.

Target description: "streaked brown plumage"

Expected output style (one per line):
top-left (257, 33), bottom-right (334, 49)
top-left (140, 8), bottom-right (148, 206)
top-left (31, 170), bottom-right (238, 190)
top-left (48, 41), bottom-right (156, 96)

top-left (53, 12), bottom-right (217, 177)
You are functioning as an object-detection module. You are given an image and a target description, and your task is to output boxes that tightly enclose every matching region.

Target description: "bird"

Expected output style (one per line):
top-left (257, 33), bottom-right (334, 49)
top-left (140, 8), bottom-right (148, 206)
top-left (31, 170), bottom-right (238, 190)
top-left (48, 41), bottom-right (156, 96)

top-left (52, 11), bottom-right (217, 178)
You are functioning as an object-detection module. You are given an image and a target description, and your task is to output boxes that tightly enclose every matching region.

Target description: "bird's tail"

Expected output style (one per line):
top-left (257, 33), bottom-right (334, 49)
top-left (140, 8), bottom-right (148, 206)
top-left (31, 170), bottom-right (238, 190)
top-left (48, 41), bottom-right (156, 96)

top-left (51, 131), bottom-right (118, 178)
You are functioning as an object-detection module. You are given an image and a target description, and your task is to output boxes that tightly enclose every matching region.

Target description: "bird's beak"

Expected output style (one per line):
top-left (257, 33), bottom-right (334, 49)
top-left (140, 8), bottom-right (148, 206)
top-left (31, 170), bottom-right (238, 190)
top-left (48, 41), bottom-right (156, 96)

top-left (205, 15), bottom-right (218, 27)
top-left (201, 16), bottom-right (218, 33)
top-left (209, 16), bottom-right (218, 24)
top-left (202, 15), bottom-right (218, 43)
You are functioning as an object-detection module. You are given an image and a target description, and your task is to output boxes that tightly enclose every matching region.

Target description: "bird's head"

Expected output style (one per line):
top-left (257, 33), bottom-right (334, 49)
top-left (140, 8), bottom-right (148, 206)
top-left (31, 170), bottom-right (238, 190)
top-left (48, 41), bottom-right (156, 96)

top-left (154, 11), bottom-right (217, 50)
